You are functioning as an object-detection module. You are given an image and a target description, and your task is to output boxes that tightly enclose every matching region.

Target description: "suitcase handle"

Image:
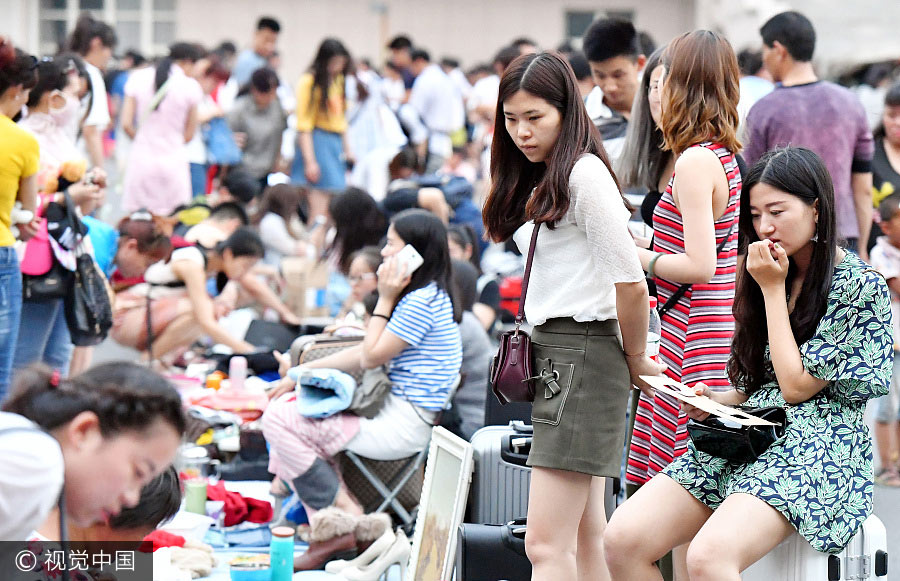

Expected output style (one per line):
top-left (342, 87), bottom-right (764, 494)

top-left (502, 519), bottom-right (527, 556)
top-left (501, 434), bottom-right (531, 467)
top-left (510, 420), bottom-right (533, 434)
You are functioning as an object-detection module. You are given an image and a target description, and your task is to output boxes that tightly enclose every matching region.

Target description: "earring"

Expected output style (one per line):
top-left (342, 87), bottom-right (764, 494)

top-left (811, 233), bottom-right (819, 242)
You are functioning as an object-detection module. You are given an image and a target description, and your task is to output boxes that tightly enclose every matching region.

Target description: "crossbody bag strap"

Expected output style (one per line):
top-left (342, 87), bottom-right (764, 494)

top-left (658, 222), bottom-right (733, 317)
top-left (138, 77), bottom-right (173, 129)
top-left (59, 488), bottom-right (70, 581)
top-left (515, 223), bottom-right (541, 326)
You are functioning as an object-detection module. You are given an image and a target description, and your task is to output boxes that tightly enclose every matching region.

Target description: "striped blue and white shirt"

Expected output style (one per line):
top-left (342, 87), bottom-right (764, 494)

top-left (385, 282), bottom-right (462, 411)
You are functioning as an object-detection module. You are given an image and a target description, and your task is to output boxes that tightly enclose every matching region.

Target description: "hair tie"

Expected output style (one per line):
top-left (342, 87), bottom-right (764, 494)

top-left (49, 370), bottom-right (61, 389)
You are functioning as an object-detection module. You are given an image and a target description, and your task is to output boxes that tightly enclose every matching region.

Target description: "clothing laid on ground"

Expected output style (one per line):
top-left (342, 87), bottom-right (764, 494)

top-left (512, 154), bottom-right (644, 477)
top-left (744, 81), bottom-right (873, 242)
top-left (0, 412), bottom-right (64, 541)
top-left (628, 142), bottom-right (740, 485)
top-left (664, 253), bottom-right (892, 554)
top-left (122, 65), bottom-right (203, 215)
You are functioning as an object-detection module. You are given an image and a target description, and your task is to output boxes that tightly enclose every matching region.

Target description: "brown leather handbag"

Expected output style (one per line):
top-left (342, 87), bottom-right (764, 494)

top-left (490, 224), bottom-right (540, 404)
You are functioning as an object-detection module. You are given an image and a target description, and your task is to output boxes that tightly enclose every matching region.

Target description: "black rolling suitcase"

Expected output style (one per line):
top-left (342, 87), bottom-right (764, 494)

top-left (457, 519), bottom-right (531, 581)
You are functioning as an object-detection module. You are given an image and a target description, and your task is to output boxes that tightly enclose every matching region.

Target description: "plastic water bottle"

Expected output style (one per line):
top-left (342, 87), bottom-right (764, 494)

top-left (269, 526), bottom-right (295, 580)
top-left (229, 356), bottom-right (247, 391)
top-left (647, 297), bottom-right (661, 362)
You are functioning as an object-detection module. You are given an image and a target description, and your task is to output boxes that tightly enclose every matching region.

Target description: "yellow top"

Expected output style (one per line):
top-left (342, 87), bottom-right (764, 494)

top-left (0, 116), bottom-right (40, 247)
top-left (294, 73), bottom-right (347, 134)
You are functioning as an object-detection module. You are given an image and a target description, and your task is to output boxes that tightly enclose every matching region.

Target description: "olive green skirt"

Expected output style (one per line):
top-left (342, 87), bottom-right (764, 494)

top-left (527, 317), bottom-right (631, 477)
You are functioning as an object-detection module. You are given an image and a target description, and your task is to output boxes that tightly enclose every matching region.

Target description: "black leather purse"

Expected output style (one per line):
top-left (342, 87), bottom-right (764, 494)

top-left (687, 406), bottom-right (787, 463)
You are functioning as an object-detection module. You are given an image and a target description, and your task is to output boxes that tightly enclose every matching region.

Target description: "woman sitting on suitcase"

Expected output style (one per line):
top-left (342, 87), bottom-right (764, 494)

top-left (263, 209), bottom-right (462, 516)
top-left (604, 147), bottom-right (893, 580)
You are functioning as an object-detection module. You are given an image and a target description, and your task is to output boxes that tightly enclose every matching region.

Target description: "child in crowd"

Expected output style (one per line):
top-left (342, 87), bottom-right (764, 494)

top-left (869, 192), bottom-right (900, 487)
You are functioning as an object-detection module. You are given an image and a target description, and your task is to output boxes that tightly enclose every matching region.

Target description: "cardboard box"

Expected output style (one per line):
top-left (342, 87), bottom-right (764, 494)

top-left (281, 257), bottom-right (330, 318)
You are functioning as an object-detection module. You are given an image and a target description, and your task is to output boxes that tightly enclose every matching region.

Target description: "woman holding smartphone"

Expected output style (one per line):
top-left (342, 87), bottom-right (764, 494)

top-left (481, 51), bottom-right (662, 580)
top-left (263, 208), bottom-right (462, 520)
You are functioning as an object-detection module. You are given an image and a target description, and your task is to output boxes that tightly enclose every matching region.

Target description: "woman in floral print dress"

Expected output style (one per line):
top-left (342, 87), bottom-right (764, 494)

top-left (604, 146), bottom-right (893, 580)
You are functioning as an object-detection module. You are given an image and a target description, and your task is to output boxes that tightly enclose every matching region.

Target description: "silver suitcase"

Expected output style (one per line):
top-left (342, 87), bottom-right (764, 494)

top-left (467, 421), bottom-right (533, 524)
top-left (743, 514), bottom-right (888, 580)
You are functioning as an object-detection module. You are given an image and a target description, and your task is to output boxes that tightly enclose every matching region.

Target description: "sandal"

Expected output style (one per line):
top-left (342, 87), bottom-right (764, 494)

top-left (875, 467), bottom-right (900, 487)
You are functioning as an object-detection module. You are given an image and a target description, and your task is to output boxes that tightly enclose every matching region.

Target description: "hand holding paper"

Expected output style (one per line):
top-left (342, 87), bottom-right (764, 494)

top-left (639, 375), bottom-right (780, 427)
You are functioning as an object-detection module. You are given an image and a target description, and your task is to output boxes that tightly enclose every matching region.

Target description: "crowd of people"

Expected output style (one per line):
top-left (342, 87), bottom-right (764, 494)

top-left (0, 6), bottom-right (898, 581)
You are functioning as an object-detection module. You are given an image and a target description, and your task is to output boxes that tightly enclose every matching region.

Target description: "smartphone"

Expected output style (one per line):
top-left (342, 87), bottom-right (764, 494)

top-left (395, 244), bottom-right (424, 278)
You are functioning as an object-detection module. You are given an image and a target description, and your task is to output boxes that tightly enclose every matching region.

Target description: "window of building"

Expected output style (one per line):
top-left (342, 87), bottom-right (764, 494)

top-left (565, 10), bottom-right (595, 41)
top-left (37, 0), bottom-right (177, 57)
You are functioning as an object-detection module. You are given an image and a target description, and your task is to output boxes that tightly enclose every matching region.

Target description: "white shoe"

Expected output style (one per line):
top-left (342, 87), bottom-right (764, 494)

top-left (325, 528), bottom-right (396, 574)
top-left (338, 530), bottom-right (411, 581)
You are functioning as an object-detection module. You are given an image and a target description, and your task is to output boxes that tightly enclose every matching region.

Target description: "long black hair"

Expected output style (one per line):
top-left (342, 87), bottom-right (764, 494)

top-left (729, 147), bottom-right (838, 394)
top-left (3, 362), bottom-right (186, 437)
top-left (307, 38), bottom-right (351, 113)
top-left (26, 57), bottom-right (68, 109)
top-left (155, 42), bottom-right (205, 91)
top-left (391, 209), bottom-right (461, 323)
top-left (482, 51), bottom-right (625, 242)
top-left (329, 187), bottom-right (388, 274)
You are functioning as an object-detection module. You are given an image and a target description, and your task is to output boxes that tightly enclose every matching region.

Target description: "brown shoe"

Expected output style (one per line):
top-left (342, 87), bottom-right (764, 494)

top-left (293, 532), bottom-right (358, 571)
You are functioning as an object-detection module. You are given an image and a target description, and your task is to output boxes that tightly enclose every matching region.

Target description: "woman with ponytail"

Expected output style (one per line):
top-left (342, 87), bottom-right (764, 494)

top-left (121, 42), bottom-right (205, 215)
top-left (65, 13), bottom-right (116, 169)
top-left (0, 36), bottom-right (39, 399)
top-left (0, 361), bottom-right (184, 540)
top-left (111, 225), bottom-right (264, 360)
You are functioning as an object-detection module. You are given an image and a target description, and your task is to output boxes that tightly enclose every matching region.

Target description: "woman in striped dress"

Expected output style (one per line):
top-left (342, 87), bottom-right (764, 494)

top-left (624, 31), bottom-right (742, 579)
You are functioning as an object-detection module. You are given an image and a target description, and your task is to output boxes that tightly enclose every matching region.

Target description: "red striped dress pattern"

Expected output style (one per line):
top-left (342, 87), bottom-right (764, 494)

top-left (626, 142), bottom-right (740, 485)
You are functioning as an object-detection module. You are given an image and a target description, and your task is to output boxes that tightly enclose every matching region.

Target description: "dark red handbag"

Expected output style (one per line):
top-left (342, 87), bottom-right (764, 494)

top-left (490, 224), bottom-right (540, 404)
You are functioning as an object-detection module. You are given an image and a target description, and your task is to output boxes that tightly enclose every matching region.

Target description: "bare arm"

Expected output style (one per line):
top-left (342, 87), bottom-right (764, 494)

top-left (615, 279), bottom-right (666, 395)
top-left (171, 260), bottom-right (254, 353)
top-left (81, 125), bottom-right (105, 168)
top-left (183, 104), bottom-right (199, 143)
top-left (748, 241), bottom-right (828, 404)
top-left (121, 95), bottom-right (137, 139)
top-left (237, 272), bottom-right (299, 325)
top-left (851, 171), bottom-right (873, 262)
top-left (16, 173), bottom-right (37, 213)
top-left (637, 148), bottom-right (722, 284)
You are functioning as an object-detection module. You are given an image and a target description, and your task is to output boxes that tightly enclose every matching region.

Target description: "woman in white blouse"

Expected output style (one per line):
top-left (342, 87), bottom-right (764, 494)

top-left (482, 52), bottom-right (664, 581)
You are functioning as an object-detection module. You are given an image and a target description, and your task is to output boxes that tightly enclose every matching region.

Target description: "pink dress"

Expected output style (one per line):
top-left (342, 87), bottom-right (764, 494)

top-left (122, 65), bottom-right (202, 215)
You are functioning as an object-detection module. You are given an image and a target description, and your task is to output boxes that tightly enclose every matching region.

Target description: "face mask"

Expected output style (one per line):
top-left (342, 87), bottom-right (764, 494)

top-left (49, 91), bottom-right (81, 128)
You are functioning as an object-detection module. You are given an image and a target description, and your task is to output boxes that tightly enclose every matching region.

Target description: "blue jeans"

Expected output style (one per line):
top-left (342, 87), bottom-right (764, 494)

top-left (190, 163), bottom-right (208, 196)
top-left (13, 299), bottom-right (72, 377)
top-left (0, 247), bottom-right (22, 400)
